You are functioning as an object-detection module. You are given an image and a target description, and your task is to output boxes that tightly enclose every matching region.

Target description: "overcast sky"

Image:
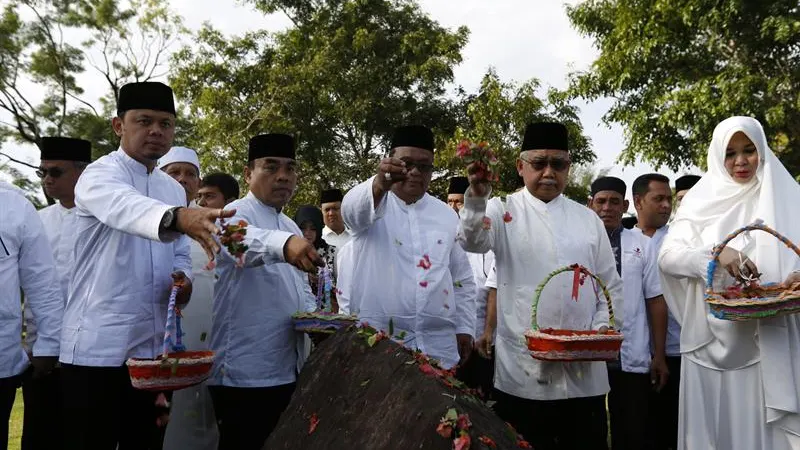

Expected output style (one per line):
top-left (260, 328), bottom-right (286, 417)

top-left (1, 0), bottom-right (700, 207)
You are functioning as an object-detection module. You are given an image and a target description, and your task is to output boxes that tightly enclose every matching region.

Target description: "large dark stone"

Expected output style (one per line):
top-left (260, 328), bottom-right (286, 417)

top-left (264, 329), bottom-right (525, 449)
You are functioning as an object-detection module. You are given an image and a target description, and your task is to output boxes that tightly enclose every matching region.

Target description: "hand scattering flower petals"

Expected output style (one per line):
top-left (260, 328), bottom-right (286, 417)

top-left (217, 218), bottom-right (249, 267)
top-left (456, 140), bottom-right (500, 183)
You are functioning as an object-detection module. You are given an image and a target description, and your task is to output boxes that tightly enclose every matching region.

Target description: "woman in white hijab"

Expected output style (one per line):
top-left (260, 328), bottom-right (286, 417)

top-left (659, 116), bottom-right (800, 450)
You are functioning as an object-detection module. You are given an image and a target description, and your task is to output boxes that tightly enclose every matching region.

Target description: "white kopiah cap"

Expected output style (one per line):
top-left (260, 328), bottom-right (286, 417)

top-left (157, 146), bottom-right (200, 174)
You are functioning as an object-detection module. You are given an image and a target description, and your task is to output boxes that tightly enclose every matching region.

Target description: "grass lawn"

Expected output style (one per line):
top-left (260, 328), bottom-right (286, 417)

top-left (8, 389), bottom-right (22, 450)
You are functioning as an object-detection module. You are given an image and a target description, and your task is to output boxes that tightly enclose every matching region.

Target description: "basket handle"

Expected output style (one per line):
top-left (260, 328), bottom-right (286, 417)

top-left (705, 220), bottom-right (800, 293)
top-left (531, 264), bottom-right (615, 331)
top-left (162, 282), bottom-right (186, 358)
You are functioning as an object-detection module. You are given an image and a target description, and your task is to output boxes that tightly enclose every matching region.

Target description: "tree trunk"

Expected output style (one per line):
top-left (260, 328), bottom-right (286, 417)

top-left (264, 329), bottom-right (525, 450)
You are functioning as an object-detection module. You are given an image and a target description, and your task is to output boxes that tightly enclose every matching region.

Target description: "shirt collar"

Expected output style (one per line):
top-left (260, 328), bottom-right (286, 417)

top-left (521, 187), bottom-right (563, 212)
top-left (322, 225), bottom-right (349, 238)
top-left (245, 191), bottom-right (281, 215)
top-left (115, 147), bottom-right (156, 175)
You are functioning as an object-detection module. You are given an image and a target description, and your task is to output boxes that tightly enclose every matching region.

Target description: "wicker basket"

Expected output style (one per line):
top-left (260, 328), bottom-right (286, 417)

top-left (292, 311), bottom-right (358, 335)
top-left (127, 283), bottom-right (215, 391)
top-left (524, 264), bottom-right (623, 362)
top-left (127, 351), bottom-right (215, 391)
top-left (705, 221), bottom-right (800, 321)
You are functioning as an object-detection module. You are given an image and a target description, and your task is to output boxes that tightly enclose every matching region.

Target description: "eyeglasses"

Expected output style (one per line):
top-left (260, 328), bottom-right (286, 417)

top-left (519, 156), bottom-right (571, 172)
top-left (400, 159), bottom-right (435, 174)
top-left (36, 167), bottom-right (66, 179)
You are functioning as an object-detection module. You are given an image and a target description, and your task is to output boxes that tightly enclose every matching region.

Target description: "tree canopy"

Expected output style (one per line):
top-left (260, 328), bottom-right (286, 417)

top-left (568, 0), bottom-right (800, 175)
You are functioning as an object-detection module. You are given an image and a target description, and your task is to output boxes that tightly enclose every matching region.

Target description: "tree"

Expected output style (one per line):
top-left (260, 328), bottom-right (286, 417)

top-left (567, 0), bottom-right (800, 174)
top-left (562, 162), bottom-right (610, 204)
top-left (0, 0), bottom-right (185, 197)
top-left (431, 69), bottom-right (594, 199)
top-left (0, 151), bottom-right (44, 208)
top-left (169, 0), bottom-right (467, 207)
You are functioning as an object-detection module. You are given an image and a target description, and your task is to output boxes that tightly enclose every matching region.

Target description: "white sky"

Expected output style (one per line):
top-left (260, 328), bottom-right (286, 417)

top-left (1, 0), bottom-right (700, 207)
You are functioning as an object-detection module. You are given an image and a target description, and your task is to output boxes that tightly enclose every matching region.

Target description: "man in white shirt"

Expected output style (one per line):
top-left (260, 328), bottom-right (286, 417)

top-left (459, 121), bottom-right (622, 449)
top-left (447, 176), bottom-right (496, 394)
top-left (159, 146), bottom-right (219, 450)
top-left (341, 125), bottom-right (477, 370)
top-left (320, 188), bottom-right (351, 249)
top-left (207, 133), bottom-right (322, 450)
top-left (630, 173), bottom-right (679, 450)
top-left (197, 172), bottom-right (240, 209)
top-left (59, 81), bottom-right (236, 450)
top-left (320, 188), bottom-right (350, 311)
top-left (21, 136), bottom-right (91, 450)
top-left (0, 189), bottom-right (63, 450)
top-left (589, 176), bottom-right (668, 450)
top-left (158, 146), bottom-right (202, 206)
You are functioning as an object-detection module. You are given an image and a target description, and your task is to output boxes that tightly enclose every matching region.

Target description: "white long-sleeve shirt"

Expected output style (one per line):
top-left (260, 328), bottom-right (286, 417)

top-left (208, 192), bottom-right (316, 388)
top-left (0, 189), bottom-right (63, 378)
top-left (618, 229), bottom-right (662, 374)
top-left (458, 187), bottom-right (622, 400)
top-left (24, 203), bottom-right (80, 350)
top-left (467, 250), bottom-right (495, 338)
top-left (60, 148), bottom-right (192, 367)
top-left (341, 177), bottom-right (477, 369)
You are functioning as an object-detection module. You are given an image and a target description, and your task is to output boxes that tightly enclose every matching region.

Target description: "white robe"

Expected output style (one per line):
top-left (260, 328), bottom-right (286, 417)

top-left (341, 177), bottom-right (477, 369)
top-left (208, 192), bottom-right (315, 388)
top-left (458, 187), bottom-right (623, 400)
top-left (0, 189), bottom-right (63, 378)
top-left (61, 148), bottom-right (192, 366)
top-left (467, 250), bottom-right (495, 338)
top-left (24, 203), bottom-right (79, 350)
top-left (659, 116), bottom-right (800, 450)
top-left (162, 240), bottom-right (218, 450)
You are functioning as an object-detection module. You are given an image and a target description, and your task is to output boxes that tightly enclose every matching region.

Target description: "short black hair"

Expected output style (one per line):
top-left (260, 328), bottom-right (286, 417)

top-left (632, 173), bottom-right (670, 197)
top-left (201, 172), bottom-right (240, 201)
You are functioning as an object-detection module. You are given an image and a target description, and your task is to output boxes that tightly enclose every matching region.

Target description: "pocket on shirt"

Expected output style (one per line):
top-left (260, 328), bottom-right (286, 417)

top-left (426, 231), bottom-right (452, 266)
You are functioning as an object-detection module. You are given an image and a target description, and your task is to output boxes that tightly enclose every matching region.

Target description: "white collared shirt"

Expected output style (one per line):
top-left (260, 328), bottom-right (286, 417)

top-left (209, 192), bottom-right (316, 388)
top-left (632, 225), bottom-right (681, 356)
top-left (459, 188), bottom-right (623, 401)
top-left (24, 203), bottom-right (80, 349)
top-left (340, 176), bottom-right (477, 369)
top-left (60, 148), bottom-right (192, 367)
top-left (467, 250), bottom-right (495, 337)
top-left (619, 229), bottom-right (662, 373)
top-left (0, 189), bottom-right (63, 378)
top-left (322, 226), bottom-right (352, 249)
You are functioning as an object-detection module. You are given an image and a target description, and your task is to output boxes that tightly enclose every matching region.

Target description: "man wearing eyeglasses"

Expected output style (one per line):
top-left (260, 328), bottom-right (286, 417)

top-left (458, 122), bottom-right (623, 450)
top-left (20, 136), bottom-right (91, 450)
top-left (340, 125), bottom-right (477, 371)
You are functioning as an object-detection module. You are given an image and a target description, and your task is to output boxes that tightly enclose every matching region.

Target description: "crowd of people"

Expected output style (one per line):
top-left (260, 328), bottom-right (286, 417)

top-left (3, 79), bottom-right (800, 450)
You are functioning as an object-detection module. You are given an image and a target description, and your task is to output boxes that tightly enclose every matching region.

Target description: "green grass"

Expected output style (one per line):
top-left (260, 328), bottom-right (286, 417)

top-left (8, 389), bottom-right (22, 450)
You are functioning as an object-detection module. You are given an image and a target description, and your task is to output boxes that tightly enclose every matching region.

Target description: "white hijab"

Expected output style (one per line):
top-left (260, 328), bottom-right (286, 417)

top-left (662, 116), bottom-right (800, 423)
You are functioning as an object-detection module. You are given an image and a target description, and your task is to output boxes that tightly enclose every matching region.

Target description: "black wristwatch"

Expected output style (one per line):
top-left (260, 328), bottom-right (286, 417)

top-left (161, 206), bottom-right (183, 232)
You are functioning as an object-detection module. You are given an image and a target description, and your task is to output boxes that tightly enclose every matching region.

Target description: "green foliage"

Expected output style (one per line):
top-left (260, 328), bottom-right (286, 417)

top-left (170, 0), bottom-right (468, 206)
top-left (568, 0), bottom-right (800, 175)
top-left (431, 69), bottom-right (594, 199)
top-left (562, 163), bottom-right (610, 204)
top-left (0, 0), bottom-right (185, 180)
top-left (0, 161), bottom-right (44, 209)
